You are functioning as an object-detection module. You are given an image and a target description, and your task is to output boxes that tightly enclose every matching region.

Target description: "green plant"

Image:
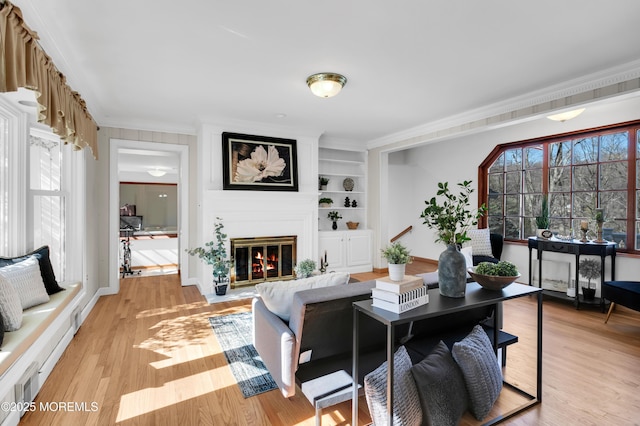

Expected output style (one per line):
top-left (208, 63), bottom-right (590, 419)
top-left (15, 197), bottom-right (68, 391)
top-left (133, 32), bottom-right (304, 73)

top-left (420, 180), bottom-right (487, 245)
top-left (295, 259), bottom-right (317, 278)
top-left (475, 261), bottom-right (519, 276)
top-left (319, 197), bottom-right (333, 205)
top-left (381, 242), bottom-right (413, 264)
top-left (579, 258), bottom-right (600, 289)
top-left (319, 176), bottom-right (329, 186)
top-left (186, 217), bottom-right (233, 283)
top-left (594, 208), bottom-right (605, 224)
top-left (327, 211), bottom-right (342, 221)
top-left (535, 194), bottom-right (550, 229)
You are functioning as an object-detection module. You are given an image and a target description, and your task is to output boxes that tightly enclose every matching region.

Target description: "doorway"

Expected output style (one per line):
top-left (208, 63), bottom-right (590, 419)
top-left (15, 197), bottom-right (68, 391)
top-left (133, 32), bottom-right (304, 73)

top-left (109, 139), bottom-right (190, 293)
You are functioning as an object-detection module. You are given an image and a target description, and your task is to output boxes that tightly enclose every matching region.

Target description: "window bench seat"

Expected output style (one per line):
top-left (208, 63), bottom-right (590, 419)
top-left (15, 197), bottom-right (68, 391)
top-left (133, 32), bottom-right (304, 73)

top-left (0, 282), bottom-right (83, 426)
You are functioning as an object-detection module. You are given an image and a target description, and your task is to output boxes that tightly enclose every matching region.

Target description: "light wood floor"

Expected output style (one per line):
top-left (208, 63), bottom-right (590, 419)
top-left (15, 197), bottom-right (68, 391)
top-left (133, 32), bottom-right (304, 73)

top-left (21, 261), bottom-right (640, 425)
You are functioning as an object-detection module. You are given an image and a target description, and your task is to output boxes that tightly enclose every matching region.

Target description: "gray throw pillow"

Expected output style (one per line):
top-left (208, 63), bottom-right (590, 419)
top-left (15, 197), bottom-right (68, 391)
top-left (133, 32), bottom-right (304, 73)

top-left (364, 345), bottom-right (422, 426)
top-left (452, 324), bottom-right (503, 420)
top-left (0, 273), bottom-right (24, 331)
top-left (411, 340), bottom-right (469, 426)
top-left (0, 255), bottom-right (50, 309)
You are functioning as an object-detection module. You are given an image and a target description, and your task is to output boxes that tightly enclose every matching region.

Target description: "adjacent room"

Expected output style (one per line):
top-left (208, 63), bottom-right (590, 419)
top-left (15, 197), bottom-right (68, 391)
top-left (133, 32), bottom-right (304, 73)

top-left (1, 1), bottom-right (639, 425)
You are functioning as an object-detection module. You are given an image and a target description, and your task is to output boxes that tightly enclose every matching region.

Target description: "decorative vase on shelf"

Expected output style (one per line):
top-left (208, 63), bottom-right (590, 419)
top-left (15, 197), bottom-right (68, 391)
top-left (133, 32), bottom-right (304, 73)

top-left (343, 177), bottom-right (354, 191)
top-left (438, 244), bottom-right (467, 298)
top-left (388, 263), bottom-right (406, 281)
top-left (332, 221), bottom-right (338, 230)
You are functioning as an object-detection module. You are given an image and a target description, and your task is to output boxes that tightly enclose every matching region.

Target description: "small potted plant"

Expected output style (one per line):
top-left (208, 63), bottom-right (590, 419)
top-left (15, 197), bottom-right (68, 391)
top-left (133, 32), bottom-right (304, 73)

top-left (319, 197), bottom-right (333, 208)
top-left (327, 211), bottom-right (342, 230)
top-left (295, 259), bottom-right (317, 278)
top-left (381, 242), bottom-right (413, 281)
top-left (186, 217), bottom-right (233, 296)
top-left (594, 208), bottom-right (605, 242)
top-left (319, 176), bottom-right (329, 190)
top-left (579, 258), bottom-right (600, 300)
top-left (535, 194), bottom-right (550, 238)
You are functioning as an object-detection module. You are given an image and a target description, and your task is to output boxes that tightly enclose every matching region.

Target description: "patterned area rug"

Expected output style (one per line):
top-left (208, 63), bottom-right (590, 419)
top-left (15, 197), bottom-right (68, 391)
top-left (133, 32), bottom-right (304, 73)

top-left (208, 312), bottom-right (278, 398)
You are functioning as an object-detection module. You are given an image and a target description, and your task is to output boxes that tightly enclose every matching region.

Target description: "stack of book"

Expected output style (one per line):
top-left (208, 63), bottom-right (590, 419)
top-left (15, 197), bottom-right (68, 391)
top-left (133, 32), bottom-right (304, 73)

top-left (371, 275), bottom-right (429, 313)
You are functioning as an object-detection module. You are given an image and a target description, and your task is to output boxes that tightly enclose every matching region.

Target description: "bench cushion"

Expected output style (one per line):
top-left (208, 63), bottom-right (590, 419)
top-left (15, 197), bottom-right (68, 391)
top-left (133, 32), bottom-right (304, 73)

top-left (0, 282), bottom-right (81, 377)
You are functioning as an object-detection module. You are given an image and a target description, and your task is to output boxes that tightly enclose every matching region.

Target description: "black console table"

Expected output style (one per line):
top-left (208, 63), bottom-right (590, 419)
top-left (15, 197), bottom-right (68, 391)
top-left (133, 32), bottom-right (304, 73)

top-left (352, 283), bottom-right (542, 426)
top-left (528, 237), bottom-right (616, 311)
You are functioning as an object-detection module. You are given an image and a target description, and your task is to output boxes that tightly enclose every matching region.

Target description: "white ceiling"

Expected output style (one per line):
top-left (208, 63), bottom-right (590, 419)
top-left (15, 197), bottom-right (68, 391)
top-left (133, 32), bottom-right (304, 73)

top-left (11, 0), bottom-right (640, 147)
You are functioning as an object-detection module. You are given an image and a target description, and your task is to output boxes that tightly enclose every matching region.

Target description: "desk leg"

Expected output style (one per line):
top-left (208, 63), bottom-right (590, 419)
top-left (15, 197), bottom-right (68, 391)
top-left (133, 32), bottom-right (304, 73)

top-left (386, 324), bottom-right (394, 426)
top-left (575, 254), bottom-right (581, 309)
top-left (537, 290), bottom-right (543, 401)
top-left (352, 309), bottom-right (359, 425)
top-left (600, 255), bottom-right (606, 313)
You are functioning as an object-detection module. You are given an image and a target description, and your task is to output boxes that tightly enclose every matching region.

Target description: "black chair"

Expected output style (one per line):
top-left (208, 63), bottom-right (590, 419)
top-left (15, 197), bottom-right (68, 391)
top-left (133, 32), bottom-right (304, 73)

top-left (472, 233), bottom-right (504, 266)
top-left (603, 281), bottom-right (640, 323)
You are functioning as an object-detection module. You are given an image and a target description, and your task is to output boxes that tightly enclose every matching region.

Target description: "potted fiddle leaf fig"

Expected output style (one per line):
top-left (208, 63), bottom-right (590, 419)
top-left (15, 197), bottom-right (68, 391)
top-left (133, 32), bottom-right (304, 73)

top-left (186, 217), bottom-right (233, 296)
top-left (420, 180), bottom-right (486, 297)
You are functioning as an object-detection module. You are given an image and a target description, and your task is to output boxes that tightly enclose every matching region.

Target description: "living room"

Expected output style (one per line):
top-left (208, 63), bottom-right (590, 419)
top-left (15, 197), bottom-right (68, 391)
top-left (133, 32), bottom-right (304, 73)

top-left (1, 1), bottom-right (640, 425)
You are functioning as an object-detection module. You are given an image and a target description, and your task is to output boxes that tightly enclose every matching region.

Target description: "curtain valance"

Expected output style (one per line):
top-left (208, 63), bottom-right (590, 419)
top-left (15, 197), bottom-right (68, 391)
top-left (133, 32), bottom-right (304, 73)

top-left (1, 1), bottom-right (98, 159)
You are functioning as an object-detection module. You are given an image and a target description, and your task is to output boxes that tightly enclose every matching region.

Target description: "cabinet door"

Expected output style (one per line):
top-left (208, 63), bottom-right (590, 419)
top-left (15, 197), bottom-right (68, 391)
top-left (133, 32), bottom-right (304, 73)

top-left (346, 231), bottom-right (372, 267)
top-left (319, 232), bottom-right (346, 270)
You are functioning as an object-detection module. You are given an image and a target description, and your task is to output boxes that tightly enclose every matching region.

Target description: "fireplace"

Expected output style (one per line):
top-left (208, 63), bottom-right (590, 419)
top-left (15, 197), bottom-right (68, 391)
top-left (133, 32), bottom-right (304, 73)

top-left (231, 236), bottom-right (297, 287)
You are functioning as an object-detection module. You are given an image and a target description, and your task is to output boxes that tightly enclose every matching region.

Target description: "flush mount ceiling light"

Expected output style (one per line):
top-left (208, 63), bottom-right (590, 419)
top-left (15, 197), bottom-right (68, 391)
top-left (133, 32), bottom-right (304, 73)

top-left (547, 108), bottom-right (586, 122)
top-left (147, 169), bottom-right (166, 177)
top-left (306, 73), bottom-right (347, 98)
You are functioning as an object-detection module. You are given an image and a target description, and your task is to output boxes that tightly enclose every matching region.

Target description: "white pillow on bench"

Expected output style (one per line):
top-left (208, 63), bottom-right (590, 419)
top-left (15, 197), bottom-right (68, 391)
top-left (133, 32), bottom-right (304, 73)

top-left (0, 255), bottom-right (50, 310)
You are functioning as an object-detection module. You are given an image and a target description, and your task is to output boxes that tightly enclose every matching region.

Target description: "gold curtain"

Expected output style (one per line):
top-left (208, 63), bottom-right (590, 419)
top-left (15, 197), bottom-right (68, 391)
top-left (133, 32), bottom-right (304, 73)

top-left (0, 1), bottom-right (98, 159)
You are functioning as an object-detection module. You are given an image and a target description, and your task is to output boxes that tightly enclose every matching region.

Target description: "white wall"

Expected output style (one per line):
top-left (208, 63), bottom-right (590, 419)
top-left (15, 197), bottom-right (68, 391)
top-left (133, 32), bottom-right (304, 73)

top-left (191, 123), bottom-right (321, 294)
top-left (378, 95), bottom-right (640, 281)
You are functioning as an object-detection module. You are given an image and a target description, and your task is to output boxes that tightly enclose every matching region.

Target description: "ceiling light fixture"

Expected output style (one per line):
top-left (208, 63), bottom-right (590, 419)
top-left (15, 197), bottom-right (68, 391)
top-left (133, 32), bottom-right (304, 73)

top-left (546, 108), bottom-right (586, 122)
top-left (306, 73), bottom-right (347, 98)
top-left (147, 169), bottom-right (166, 177)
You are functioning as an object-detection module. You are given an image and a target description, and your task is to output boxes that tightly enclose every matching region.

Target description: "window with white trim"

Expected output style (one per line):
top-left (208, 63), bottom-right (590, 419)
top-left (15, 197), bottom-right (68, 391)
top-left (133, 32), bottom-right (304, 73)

top-left (480, 120), bottom-right (640, 252)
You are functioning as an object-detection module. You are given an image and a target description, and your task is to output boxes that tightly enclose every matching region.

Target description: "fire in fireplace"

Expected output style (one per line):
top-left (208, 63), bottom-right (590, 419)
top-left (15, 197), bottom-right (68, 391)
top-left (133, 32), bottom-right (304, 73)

top-left (231, 236), bottom-right (297, 287)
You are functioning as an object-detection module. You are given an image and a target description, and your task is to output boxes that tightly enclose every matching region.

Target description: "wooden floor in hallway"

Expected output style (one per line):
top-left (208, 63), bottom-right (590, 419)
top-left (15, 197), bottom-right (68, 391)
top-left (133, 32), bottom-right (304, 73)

top-left (20, 261), bottom-right (640, 425)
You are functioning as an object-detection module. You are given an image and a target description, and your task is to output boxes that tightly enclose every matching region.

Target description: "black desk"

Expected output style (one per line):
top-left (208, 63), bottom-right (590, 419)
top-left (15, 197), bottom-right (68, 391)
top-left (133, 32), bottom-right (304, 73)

top-left (352, 282), bottom-right (542, 426)
top-left (528, 237), bottom-right (616, 310)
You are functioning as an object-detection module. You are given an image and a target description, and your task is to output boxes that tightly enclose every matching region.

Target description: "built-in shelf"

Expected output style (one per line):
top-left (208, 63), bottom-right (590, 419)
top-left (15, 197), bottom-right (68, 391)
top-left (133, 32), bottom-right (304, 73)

top-left (318, 147), bottom-right (367, 232)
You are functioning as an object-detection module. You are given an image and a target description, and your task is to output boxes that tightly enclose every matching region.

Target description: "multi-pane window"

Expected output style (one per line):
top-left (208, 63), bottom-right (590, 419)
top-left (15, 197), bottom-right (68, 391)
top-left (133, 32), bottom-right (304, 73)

top-left (30, 132), bottom-right (66, 280)
top-left (481, 121), bottom-right (640, 252)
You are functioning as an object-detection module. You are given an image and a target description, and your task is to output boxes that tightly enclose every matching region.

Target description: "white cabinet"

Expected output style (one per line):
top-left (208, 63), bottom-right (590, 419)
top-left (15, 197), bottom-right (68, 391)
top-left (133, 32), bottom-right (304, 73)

top-left (318, 147), bottom-right (367, 231)
top-left (319, 230), bottom-right (372, 273)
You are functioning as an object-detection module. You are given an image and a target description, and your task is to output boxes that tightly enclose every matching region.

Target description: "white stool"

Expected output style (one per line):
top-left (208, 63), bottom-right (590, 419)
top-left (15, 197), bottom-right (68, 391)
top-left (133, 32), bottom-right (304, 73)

top-left (301, 370), bottom-right (361, 426)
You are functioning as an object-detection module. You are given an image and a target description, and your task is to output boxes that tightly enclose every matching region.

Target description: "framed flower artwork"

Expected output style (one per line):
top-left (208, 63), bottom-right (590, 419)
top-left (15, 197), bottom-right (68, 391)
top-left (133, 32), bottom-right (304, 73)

top-left (222, 132), bottom-right (298, 191)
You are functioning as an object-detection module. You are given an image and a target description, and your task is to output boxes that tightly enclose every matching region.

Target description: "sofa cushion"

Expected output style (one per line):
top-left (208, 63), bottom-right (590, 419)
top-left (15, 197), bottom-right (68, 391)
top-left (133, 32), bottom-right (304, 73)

top-left (466, 228), bottom-right (493, 257)
top-left (0, 274), bottom-right (23, 331)
top-left (452, 324), bottom-right (503, 420)
top-left (364, 345), bottom-right (422, 426)
top-left (0, 256), bottom-right (50, 309)
top-left (0, 245), bottom-right (65, 295)
top-left (411, 340), bottom-right (469, 426)
top-left (256, 272), bottom-right (350, 322)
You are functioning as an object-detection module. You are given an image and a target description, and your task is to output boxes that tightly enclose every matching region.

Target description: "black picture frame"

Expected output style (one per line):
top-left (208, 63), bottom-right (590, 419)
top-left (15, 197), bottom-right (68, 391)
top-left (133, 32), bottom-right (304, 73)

top-left (222, 132), bottom-right (298, 192)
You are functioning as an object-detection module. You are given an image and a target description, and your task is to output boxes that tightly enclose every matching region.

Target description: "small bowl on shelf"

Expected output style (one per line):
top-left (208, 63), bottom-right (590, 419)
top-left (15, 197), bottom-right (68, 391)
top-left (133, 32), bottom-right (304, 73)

top-left (467, 268), bottom-right (521, 291)
top-left (346, 221), bottom-right (359, 230)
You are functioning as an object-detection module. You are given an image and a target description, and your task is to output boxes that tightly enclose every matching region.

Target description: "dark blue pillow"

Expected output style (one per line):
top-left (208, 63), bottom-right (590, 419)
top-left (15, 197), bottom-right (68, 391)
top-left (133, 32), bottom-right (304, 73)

top-left (0, 246), bottom-right (65, 295)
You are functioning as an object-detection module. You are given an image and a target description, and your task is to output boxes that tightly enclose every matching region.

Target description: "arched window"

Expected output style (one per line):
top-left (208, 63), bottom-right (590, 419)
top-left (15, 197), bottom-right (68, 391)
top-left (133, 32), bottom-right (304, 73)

top-left (479, 120), bottom-right (640, 253)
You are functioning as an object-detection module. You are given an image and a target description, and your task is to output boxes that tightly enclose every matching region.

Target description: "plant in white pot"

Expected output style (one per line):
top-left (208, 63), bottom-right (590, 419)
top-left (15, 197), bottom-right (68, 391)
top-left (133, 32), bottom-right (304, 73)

top-left (381, 242), bottom-right (413, 281)
top-left (535, 194), bottom-right (550, 238)
top-left (420, 180), bottom-right (486, 298)
top-left (186, 217), bottom-right (233, 296)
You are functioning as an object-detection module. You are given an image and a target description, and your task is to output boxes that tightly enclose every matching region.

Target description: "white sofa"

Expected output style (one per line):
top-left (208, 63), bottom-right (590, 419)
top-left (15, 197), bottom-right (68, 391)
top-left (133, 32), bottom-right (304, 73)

top-left (0, 281), bottom-right (83, 426)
